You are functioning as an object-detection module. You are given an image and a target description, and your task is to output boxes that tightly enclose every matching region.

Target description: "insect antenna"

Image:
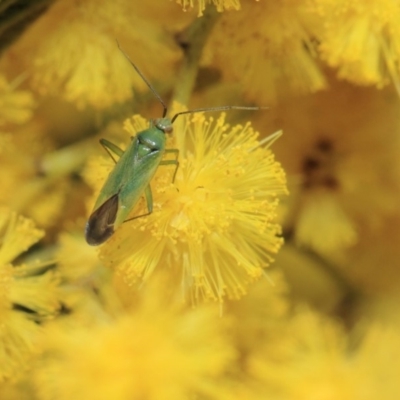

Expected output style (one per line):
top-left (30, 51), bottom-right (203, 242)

top-left (171, 105), bottom-right (268, 123)
top-left (116, 40), bottom-right (168, 118)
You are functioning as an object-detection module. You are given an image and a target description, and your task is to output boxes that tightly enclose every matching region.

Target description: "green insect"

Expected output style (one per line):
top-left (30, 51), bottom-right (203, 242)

top-left (85, 45), bottom-right (263, 246)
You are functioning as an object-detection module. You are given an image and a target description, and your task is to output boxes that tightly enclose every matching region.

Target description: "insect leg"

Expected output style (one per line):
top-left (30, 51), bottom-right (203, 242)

top-left (161, 149), bottom-right (179, 183)
top-left (99, 139), bottom-right (124, 164)
top-left (164, 148), bottom-right (179, 159)
top-left (123, 185), bottom-right (153, 223)
top-left (143, 184), bottom-right (153, 214)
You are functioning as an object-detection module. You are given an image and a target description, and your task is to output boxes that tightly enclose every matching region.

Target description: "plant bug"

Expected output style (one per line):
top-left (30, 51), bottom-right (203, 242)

top-left (85, 44), bottom-right (264, 246)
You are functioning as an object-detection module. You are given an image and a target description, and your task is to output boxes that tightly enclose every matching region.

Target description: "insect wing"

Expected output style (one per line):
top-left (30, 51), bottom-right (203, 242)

top-left (85, 193), bottom-right (119, 245)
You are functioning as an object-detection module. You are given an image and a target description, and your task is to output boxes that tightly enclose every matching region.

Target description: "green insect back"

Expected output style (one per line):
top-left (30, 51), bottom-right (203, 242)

top-left (86, 124), bottom-right (168, 246)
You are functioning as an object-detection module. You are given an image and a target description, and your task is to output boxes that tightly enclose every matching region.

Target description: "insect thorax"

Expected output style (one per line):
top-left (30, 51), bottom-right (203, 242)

top-left (153, 117), bottom-right (173, 134)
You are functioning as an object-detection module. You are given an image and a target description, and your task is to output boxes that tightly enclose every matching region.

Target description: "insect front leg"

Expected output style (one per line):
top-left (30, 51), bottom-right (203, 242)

top-left (99, 138), bottom-right (124, 164)
top-left (161, 149), bottom-right (179, 183)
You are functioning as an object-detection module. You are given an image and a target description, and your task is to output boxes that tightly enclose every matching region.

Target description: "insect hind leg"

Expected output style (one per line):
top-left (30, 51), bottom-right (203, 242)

top-left (161, 149), bottom-right (179, 183)
top-left (123, 184), bottom-right (153, 223)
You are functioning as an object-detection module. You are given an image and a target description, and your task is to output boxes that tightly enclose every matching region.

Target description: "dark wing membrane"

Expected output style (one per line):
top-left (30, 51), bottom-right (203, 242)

top-left (85, 194), bottom-right (119, 246)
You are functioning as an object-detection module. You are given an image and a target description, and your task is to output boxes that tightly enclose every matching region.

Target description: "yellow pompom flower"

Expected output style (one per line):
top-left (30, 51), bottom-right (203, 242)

top-left (56, 232), bottom-right (123, 320)
top-left (177, 0), bottom-right (240, 16)
top-left (6, 0), bottom-right (180, 109)
top-left (0, 208), bottom-right (60, 382)
top-left (0, 121), bottom-right (75, 230)
top-left (203, 0), bottom-right (326, 104)
top-left (248, 312), bottom-right (400, 400)
top-left (85, 109), bottom-right (287, 303)
top-left (0, 75), bottom-right (35, 127)
top-left (0, 73), bottom-right (58, 229)
top-left (35, 274), bottom-right (235, 400)
top-left (307, 0), bottom-right (400, 89)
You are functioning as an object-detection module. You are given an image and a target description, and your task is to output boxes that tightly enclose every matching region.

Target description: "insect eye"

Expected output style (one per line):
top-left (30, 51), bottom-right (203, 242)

top-left (154, 118), bottom-right (173, 133)
top-left (162, 125), bottom-right (173, 134)
top-left (156, 122), bottom-right (172, 133)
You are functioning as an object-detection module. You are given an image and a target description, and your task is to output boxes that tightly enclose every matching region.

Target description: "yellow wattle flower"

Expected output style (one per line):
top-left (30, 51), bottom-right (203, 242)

top-left (7, 0), bottom-right (180, 109)
top-left (203, 0), bottom-right (326, 104)
top-left (85, 110), bottom-right (287, 303)
top-left (308, 0), bottom-right (400, 89)
top-left (0, 121), bottom-right (73, 230)
top-left (35, 275), bottom-right (235, 400)
top-left (177, 0), bottom-right (240, 16)
top-left (248, 311), bottom-right (400, 400)
top-left (0, 75), bottom-right (35, 127)
top-left (295, 190), bottom-right (357, 254)
top-left (0, 208), bottom-right (59, 382)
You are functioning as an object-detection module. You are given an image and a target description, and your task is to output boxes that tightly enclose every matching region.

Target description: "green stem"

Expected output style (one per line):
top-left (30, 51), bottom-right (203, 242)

top-left (11, 137), bottom-right (94, 212)
top-left (172, 7), bottom-right (220, 105)
top-left (39, 138), bottom-right (94, 178)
